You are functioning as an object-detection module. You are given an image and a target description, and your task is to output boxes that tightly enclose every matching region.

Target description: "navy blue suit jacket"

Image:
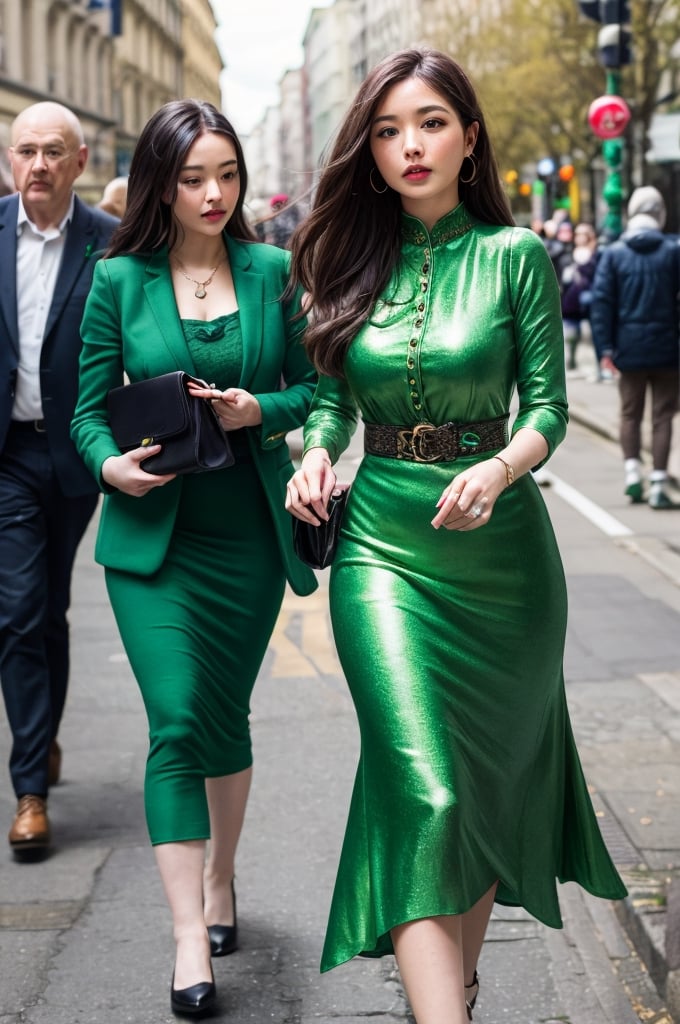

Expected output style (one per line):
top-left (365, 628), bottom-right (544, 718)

top-left (0, 193), bottom-right (118, 496)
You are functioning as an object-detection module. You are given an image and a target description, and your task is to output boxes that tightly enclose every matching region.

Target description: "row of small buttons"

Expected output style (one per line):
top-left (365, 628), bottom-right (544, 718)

top-left (406, 251), bottom-right (431, 413)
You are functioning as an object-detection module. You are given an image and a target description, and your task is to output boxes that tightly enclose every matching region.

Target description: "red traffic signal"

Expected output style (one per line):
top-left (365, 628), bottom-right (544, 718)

top-left (588, 95), bottom-right (631, 138)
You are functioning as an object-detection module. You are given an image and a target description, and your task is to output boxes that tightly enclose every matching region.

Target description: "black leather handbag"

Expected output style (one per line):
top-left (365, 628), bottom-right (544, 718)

top-left (292, 487), bottom-right (350, 570)
top-left (107, 370), bottom-right (235, 475)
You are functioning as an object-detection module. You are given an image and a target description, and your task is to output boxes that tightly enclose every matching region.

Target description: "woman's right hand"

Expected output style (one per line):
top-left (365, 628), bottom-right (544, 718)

top-left (101, 447), bottom-right (177, 496)
top-left (285, 447), bottom-right (336, 523)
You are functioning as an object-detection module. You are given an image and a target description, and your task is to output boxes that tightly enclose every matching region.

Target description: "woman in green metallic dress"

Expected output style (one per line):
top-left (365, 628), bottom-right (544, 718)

top-left (285, 50), bottom-right (627, 1024)
top-left (72, 101), bottom-right (317, 1017)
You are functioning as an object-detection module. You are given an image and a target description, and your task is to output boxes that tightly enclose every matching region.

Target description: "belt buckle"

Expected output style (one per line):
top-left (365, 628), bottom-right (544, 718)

top-left (34, 419), bottom-right (46, 433)
top-left (397, 423), bottom-right (449, 463)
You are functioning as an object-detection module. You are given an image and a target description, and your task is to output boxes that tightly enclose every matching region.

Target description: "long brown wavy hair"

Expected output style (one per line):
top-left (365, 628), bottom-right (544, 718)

top-left (288, 48), bottom-right (514, 378)
top-left (106, 99), bottom-right (256, 258)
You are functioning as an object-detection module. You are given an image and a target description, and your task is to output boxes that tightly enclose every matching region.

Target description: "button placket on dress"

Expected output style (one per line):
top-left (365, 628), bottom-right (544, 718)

top-left (405, 243), bottom-right (432, 420)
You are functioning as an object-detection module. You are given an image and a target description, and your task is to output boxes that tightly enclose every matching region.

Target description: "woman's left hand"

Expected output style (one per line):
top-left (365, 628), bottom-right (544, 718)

top-left (187, 382), bottom-right (262, 429)
top-left (431, 456), bottom-right (508, 531)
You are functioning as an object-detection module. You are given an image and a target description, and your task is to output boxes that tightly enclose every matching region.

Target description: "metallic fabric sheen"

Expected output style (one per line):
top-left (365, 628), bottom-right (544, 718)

top-left (303, 204), bottom-right (627, 973)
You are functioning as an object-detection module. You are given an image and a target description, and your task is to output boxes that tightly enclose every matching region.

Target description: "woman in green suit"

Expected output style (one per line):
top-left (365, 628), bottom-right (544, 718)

top-left (71, 100), bottom-right (317, 1017)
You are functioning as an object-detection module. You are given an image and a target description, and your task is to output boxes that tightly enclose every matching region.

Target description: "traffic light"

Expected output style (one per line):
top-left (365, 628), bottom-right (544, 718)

top-left (503, 170), bottom-right (518, 198)
top-left (577, 1), bottom-right (629, 21)
top-left (600, 0), bottom-right (630, 22)
top-left (577, 1), bottom-right (601, 19)
top-left (577, 1), bottom-right (632, 66)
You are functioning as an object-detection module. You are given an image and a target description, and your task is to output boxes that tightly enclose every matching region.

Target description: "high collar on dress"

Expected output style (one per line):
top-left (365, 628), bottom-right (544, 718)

top-left (400, 202), bottom-right (474, 247)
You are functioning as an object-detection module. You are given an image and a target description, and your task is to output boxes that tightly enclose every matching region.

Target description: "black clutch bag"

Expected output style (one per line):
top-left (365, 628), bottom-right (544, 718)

top-left (292, 487), bottom-right (350, 570)
top-left (107, 370), bottom-right (235, 475)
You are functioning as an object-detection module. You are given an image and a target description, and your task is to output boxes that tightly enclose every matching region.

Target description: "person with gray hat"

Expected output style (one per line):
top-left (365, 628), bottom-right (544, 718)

top-left (590, 185), bottom-right (680, 509)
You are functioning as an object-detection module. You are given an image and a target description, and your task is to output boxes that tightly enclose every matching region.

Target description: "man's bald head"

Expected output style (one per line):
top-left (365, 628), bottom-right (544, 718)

top-left (9, 101), bottom-right (88, 230)
top-left (11, 102), bottom-right (84, 148)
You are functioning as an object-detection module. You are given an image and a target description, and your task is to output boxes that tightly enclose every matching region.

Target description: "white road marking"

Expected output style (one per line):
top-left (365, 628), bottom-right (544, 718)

top-left (540, 471), bottom-right (633, 537)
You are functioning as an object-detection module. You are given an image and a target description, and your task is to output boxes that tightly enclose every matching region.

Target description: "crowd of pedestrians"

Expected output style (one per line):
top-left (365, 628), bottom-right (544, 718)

top-left (0, 54), bottom-right (678, 1023)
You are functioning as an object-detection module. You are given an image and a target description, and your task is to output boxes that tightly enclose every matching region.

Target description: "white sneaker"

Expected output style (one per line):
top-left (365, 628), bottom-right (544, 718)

top-left (624, 466), bottom-right (643, 504)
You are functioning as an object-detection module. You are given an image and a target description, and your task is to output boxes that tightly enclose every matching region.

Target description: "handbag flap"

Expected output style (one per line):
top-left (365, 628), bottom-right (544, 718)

top-left (108, 371), bottom-right (191, 450)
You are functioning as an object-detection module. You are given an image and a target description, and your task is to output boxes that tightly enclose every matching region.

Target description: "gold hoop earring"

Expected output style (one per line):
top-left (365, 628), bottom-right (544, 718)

top-left (370, 167), bottom-right (388, 194)
top-left (459, 153), bottom-right (478, 186)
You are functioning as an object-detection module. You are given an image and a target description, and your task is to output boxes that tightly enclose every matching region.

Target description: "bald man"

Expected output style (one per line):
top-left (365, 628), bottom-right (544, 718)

top-left (0, 102), bottom-right (118, 856)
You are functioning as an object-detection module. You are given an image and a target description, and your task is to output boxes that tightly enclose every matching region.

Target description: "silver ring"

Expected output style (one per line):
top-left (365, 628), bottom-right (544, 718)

top-left (470, 503), bottom-right (484, 518)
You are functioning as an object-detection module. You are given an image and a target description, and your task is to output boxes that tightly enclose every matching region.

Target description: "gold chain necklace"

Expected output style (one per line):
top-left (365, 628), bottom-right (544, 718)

top-left (173, 255), bottom-right (226, 299)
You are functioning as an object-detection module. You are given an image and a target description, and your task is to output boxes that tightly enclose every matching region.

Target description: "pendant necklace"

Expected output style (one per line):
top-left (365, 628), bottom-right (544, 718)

top-left (173, 255), bottom-right (226, 299)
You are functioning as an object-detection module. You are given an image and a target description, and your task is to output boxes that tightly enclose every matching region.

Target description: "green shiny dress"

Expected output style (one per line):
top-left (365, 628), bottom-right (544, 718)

top-left (302, 204), bottom-right (627, 972)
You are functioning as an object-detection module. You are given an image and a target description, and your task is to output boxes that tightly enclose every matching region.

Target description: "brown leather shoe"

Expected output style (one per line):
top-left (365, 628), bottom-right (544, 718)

top-left (8, 795), bottom-right (50, 849)
top-left (48, 739), bottom-right (62, 787)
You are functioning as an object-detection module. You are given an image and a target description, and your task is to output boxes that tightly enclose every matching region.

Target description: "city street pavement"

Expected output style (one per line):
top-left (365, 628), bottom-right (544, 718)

top-left (1, 334), bottom-right (680, 1023)
top-left (552, 337), bottom-right (680, 1022)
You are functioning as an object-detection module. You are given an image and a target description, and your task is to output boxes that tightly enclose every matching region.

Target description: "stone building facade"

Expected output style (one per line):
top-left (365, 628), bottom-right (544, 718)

top-left (180, 0), bottom-right (222, 109)
top-left (0, 0), bottom-right (223, 202)
top-left (0, 0), bottom-right (117, 198)
top-left (112, 0), bottom-right (184, 180)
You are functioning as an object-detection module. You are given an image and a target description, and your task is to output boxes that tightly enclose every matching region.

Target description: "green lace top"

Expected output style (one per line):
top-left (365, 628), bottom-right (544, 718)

top-left (181, 310), bottom-right (250, 457)
top-left (181, 311), bottom-right (242, 389)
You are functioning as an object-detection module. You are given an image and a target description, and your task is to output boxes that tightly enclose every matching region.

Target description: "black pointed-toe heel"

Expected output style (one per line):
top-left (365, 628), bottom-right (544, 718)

top-left (465, 970), bottom-right (480, 1021)
top-left (170, 969), bottom-right (217, 1017)
top-left (207, 879), bottom-right (238, 957)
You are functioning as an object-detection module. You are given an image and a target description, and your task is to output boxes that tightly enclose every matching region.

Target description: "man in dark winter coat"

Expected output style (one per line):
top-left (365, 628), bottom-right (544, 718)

top-left (590, 186), bottom-right (680, 509)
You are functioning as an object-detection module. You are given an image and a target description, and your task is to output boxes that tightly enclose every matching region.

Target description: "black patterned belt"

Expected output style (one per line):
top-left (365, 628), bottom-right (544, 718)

top-left (364, 415), bottom-right (508, 463)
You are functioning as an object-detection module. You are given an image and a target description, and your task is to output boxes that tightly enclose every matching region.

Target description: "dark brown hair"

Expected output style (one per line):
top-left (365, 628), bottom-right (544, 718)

top-left (106, 99), bottom-right (256, 257)
top-left (288, 48), bottom-right (514, 378)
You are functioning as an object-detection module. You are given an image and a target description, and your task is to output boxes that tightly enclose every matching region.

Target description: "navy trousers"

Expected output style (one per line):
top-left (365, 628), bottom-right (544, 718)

top-left (0, 422), bottom-right (97, 798)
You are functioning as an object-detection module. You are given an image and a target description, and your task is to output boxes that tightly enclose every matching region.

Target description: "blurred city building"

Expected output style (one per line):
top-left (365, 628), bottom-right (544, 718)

top-left (237, 0), bottom-right (680, 235)
top-left (180, 0), bottom-right (223, 109)
top-left (243, 0), bottom-right (510, 212)
top-left (112, 0), bottom-right (184, 182)
top-left (278, 66), bottom-right (309, 205)
top-left (0, 0), bottom-right (223, 202)
top-left (245, 105), bottom-right (282, 215)
top-left (2, 2), bottom-right (678, 233)
top-left (303, 0), bottom-right (358, 171)
top-left (0, 1), bottom-right (117, 199)
top-left (244, 67), bottom-right (310, 214)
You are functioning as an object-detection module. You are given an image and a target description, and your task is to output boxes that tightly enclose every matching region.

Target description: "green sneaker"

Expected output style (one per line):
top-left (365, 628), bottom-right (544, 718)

top-left (649, 488), bottom-right (675, 510)
top-left (625, 480), bottom-right (644, 503)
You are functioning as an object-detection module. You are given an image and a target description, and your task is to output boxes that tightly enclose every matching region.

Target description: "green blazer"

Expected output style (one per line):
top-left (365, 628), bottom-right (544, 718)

top-left (72, 235), bottom-right (318, 596)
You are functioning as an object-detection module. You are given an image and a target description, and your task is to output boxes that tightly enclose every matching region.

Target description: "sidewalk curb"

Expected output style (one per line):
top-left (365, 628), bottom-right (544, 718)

top-left (568, 400), bottom-right (680, 1020)
top-left (568, 397), bottom-right (621, 445)
top-left (615, 875), bottom-right (680, 1023)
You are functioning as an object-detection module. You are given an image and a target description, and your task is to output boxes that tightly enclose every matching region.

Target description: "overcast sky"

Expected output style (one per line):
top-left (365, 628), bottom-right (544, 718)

top-left (211, 0), bottom-right (333, 136)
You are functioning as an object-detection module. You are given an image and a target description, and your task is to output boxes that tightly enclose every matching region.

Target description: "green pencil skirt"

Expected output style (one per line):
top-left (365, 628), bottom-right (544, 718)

top-left (106, 461), bottom-right (285, 844)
